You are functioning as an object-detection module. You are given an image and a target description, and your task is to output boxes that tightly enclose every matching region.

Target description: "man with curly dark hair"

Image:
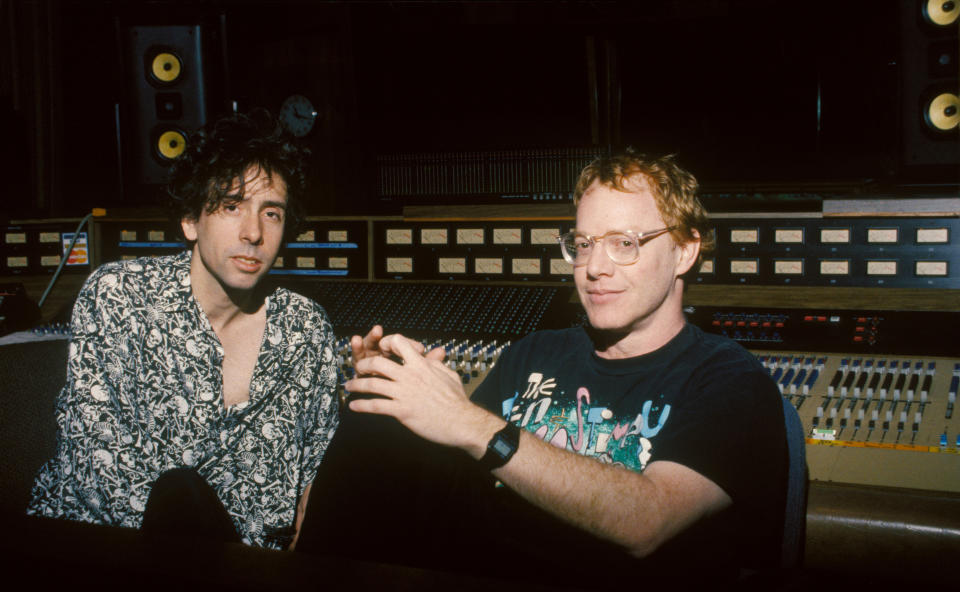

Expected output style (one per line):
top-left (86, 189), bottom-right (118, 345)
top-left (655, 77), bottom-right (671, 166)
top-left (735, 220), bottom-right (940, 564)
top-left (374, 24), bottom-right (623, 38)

top-left (168, 109), bottom-right (308, 244)
top-left (28, 111), bottom-right (340, 551)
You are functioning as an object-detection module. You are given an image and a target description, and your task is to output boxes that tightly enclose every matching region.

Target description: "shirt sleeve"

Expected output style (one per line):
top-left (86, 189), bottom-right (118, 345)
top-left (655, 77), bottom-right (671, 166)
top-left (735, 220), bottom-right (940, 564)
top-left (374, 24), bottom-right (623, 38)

top-left (650, 356), bottom-right (786, 507)
top-left (27, 266), bottom-right (150, 527)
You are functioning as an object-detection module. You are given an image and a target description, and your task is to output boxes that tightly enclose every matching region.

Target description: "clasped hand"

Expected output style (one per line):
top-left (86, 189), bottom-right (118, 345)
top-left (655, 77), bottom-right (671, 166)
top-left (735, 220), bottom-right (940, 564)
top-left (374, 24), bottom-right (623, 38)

top-left (345, 326), bottom-right (498, 455)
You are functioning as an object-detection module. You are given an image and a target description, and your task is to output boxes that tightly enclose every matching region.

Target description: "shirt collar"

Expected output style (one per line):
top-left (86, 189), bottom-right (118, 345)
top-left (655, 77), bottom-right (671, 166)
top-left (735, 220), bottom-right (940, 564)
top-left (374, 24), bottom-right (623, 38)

top-left (154, 250), bottom-right (197, 313)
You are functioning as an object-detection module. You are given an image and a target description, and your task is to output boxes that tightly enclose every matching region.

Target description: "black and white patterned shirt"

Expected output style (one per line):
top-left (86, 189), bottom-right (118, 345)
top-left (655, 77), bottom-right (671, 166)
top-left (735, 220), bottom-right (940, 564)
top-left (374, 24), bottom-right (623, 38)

top-left (27, 251), bottom-right (340, 548)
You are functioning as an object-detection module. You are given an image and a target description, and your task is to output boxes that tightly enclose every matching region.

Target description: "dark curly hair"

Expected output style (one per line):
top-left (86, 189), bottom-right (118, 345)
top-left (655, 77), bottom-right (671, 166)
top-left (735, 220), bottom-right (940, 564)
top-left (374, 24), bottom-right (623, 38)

top-left (167, 109), bottom-right (310, 241)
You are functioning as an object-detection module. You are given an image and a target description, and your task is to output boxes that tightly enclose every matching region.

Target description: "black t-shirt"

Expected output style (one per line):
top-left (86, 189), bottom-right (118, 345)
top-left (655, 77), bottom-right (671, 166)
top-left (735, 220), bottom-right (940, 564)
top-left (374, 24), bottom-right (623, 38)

top-left (470, 323), bottom-right (788, 580)
top-left (299, 323), bottom-right (788, 588)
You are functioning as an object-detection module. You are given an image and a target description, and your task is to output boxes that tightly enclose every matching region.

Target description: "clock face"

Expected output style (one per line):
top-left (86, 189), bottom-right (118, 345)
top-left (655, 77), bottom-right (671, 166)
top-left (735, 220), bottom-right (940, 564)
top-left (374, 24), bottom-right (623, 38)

top-left (279, 94), bottom-right (317, 137)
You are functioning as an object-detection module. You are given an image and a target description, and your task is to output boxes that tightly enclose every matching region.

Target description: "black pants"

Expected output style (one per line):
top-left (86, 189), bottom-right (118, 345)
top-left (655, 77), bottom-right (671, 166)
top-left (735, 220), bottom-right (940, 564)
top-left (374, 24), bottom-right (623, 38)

top-left (141, 467), bottom-right (240, 544)
top-left (295, 411), bottom-right (492, 570)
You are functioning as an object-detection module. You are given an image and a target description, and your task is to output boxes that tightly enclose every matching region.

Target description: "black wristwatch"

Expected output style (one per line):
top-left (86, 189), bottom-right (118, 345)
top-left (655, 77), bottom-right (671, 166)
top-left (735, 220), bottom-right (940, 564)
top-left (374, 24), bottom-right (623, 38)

top-left (479, 422), bottom-right (521, 472)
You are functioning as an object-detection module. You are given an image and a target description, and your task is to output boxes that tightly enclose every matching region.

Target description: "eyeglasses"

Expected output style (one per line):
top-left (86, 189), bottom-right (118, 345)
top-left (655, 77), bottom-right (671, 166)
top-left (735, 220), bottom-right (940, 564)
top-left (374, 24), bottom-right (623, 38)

top-left (557, 226), bottom-right (678, 266)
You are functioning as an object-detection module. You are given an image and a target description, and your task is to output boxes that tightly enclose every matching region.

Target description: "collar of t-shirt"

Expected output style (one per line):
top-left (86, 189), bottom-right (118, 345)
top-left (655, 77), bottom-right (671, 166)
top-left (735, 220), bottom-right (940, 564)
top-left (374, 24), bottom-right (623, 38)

top-left (583, 323), bottom-right (697, 377)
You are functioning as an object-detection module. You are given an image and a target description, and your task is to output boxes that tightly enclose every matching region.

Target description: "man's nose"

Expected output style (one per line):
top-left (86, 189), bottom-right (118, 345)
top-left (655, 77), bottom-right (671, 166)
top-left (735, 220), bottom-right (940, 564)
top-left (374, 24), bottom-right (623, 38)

top-left (239, 212), bottom-right (263, 244)
top-left (584, 239), bottom-right (614, 277)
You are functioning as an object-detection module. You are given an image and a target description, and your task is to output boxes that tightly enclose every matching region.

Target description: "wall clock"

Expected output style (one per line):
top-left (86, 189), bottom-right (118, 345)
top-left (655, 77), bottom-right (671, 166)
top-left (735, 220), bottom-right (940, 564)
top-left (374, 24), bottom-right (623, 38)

top-left (279, 94), bottom-right (318, 137)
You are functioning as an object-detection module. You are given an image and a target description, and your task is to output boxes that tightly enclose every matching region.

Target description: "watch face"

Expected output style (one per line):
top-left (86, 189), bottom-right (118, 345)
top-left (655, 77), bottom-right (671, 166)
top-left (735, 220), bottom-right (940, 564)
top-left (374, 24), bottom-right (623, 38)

top-left (279, 94), bottom-right (317, 137)
top-left (491, 437), bottom-right (515, 458)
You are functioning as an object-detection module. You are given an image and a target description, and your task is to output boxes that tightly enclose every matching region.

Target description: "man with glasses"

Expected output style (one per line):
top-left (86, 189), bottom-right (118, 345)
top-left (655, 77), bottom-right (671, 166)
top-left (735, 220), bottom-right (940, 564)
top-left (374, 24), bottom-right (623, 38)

top-left (299, 150), bottom-right (787, 587)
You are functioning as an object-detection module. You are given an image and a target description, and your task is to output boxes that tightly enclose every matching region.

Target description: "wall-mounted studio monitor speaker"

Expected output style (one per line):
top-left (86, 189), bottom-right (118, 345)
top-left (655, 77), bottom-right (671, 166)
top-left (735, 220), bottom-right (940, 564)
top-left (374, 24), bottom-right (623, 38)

top-left (122, 25), bottom-right (207, 188)
top-left (900, 0), bottom-right (959, 169)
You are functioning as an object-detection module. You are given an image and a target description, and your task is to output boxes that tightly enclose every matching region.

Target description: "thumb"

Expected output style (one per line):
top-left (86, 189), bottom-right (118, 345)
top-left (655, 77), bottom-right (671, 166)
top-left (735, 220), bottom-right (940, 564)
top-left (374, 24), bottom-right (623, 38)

top-left (425, 347), bottom-right (447, 361)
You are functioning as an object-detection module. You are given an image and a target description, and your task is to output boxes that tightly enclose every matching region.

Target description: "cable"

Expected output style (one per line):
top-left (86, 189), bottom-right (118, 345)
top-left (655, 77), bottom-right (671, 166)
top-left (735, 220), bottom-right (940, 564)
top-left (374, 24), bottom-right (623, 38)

top-left (37, 212), bottom-right (94, 309)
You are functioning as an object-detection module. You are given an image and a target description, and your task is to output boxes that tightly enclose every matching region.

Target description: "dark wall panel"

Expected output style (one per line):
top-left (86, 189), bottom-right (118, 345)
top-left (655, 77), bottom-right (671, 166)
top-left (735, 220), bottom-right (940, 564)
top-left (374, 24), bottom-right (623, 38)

top-left (617, 1), bottom-right (902, 184)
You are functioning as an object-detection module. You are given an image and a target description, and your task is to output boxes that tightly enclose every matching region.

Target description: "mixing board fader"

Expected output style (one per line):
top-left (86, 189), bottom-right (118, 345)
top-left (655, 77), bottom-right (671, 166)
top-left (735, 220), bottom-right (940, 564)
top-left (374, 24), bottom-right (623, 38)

top-left (757, 351), bottom-right (960, 492)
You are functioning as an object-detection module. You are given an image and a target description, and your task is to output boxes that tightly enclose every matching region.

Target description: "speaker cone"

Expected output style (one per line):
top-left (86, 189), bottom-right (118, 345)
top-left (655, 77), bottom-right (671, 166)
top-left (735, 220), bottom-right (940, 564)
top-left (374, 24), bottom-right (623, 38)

top-left (156, 129), bottom-right (187, 160)
top-left (924, 0), bottom-right (960, 26)
top-left (924, 92), bottom-right (960, 132)
top-left (150, 52), bottom-right (182, 83)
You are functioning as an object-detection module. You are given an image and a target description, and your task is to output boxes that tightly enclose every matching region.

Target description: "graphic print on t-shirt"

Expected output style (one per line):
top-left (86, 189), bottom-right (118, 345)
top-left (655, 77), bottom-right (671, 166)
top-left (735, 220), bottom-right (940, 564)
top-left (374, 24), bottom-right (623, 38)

top-left (499, 372), bottom-right (671, 472)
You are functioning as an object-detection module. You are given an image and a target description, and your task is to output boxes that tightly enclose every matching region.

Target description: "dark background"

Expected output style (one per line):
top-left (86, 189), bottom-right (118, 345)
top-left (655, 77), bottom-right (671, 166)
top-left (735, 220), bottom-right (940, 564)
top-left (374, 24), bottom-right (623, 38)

top-left (1, 0), bottom-right (956, 219)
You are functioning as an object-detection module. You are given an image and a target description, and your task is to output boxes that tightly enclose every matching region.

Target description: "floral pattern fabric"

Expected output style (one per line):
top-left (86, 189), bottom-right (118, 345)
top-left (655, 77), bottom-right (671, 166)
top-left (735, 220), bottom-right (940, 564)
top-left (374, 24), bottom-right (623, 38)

top-left (27, 251), bottom-right (340, 549)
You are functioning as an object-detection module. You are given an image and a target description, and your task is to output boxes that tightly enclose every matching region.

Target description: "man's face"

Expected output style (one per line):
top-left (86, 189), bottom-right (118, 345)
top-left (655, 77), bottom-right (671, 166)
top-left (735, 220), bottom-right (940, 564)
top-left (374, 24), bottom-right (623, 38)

top-left (574, 179), bottom-right (697, 341)
top-left (181, 169), bottom-right (287, 297)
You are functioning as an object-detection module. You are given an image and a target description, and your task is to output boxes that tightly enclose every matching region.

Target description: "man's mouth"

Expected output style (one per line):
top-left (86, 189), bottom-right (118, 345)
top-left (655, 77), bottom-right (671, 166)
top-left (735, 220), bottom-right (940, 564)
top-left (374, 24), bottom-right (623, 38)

top-left (586, 288), bottom-right (622, 303)
top-left (231, 255), bottom-right (262, 271)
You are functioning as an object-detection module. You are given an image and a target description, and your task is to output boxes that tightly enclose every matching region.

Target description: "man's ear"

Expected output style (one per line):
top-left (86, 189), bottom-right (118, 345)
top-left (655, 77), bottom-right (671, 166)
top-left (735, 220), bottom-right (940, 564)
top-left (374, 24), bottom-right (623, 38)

top-left (181, 217), bottom-right (198, 242)
top-left (675, 229), bottom-right (701, 277)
